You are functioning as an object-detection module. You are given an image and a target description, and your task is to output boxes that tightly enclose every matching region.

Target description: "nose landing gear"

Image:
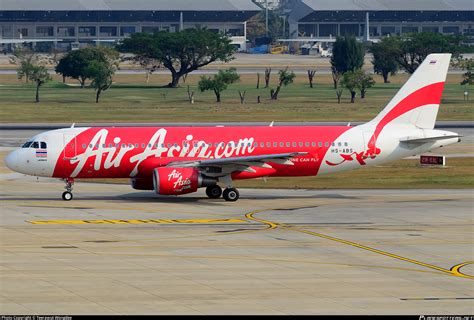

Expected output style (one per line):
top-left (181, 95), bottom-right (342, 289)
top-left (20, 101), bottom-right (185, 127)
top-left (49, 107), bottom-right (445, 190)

top-left (62, 178), bottom-right (74, 201)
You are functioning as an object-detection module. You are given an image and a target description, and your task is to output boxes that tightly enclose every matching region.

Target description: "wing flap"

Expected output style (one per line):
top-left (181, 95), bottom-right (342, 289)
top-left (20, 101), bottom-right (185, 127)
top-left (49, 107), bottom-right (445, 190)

top-left (166, 152), bottom-right (308, 169)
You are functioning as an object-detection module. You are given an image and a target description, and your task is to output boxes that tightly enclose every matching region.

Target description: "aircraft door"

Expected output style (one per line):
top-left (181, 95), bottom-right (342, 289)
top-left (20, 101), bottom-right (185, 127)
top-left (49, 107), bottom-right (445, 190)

top-left (63, 133), bottom-right (77, 159)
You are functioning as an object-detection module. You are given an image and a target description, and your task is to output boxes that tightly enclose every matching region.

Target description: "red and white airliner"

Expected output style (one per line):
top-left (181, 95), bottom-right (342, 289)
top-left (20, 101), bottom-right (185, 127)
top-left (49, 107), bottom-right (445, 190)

top-left (5, 54), bottom-right (461, 201)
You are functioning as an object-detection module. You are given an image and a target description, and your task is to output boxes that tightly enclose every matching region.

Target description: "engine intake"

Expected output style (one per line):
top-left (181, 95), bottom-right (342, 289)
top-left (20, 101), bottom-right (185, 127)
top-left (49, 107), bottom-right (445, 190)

top-left (153, 167), bottom-right (216, 195)
top-left (130, 177), bottom-right (154, 190)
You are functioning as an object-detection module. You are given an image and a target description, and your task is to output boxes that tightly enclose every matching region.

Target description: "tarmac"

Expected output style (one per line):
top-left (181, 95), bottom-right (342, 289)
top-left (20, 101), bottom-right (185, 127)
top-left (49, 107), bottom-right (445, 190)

top-left (0, 167), bottom-right (473, 314)
top-left (0, 124), bottom-right (473, 314)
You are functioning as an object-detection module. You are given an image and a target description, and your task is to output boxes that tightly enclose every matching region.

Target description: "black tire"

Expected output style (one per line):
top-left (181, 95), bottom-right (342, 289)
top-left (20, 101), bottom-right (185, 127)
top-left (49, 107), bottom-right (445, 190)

top-left (206, 185), bottom-right (222, 199)
top-left (223, 188), bottom-right (239, 202)
top-left (62, 191), bottom-right (73, 201)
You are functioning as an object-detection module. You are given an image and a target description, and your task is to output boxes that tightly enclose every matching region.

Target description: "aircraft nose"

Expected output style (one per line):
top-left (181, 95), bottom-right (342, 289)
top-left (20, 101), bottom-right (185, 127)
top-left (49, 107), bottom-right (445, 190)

top-left (4, 150), bottom-right (18, 172)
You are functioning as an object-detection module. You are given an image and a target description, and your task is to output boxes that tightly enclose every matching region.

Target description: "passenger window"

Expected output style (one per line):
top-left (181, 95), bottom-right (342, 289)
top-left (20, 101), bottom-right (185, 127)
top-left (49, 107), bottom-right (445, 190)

top-left (305, 142), bottom-right (310, 147)
top-left (299, 142), bottom-right (303, 147)
top-left (318, 142), bottom-right (323, 147)
top-left (311, 142), bottom-right (316, 147)
top-left (32, 142), bottom-right (39, 148)
top-left (286, 142), bottom-right (290, 147)
top-left (266, 142), bottom-right (271, 147)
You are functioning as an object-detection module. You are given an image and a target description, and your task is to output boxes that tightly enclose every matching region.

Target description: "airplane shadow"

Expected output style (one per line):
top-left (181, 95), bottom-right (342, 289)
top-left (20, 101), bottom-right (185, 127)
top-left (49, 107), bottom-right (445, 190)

top-left (2, 191), bottom-right (360, 205)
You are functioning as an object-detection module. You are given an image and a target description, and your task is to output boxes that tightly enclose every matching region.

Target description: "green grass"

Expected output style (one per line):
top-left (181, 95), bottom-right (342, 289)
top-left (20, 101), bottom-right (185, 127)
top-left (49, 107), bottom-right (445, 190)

top-left (0, 73), bottom-right (472, 123)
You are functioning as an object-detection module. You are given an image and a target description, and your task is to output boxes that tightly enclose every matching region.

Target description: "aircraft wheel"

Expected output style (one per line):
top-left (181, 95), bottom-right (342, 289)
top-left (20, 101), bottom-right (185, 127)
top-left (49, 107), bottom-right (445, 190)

top-left (62, 191), bottom-right (73, 201)
top-left (206, 185), bottom-right (222, 199)
top-left (223, 188), bottom-right (239, 202)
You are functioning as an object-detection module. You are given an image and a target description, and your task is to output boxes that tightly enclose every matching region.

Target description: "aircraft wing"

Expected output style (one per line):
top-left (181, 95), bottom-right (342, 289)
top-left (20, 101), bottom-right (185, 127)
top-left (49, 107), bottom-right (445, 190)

top-left (166, 152), bottom-right (308, 173)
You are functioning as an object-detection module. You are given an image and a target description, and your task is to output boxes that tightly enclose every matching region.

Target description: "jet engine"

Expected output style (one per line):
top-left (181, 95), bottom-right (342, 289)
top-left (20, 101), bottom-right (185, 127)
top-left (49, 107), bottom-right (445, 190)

top-left (153, 167), bottom-right (216, 195)
top-left (130, 177), bottom-right (154, 190)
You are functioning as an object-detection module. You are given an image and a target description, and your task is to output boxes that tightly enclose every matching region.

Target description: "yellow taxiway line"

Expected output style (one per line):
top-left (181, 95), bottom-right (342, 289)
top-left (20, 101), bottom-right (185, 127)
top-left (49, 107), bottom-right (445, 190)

top-left (245, 208), bottom-right (473, 280)
top-left (28, 218), bottom-right (247, 225)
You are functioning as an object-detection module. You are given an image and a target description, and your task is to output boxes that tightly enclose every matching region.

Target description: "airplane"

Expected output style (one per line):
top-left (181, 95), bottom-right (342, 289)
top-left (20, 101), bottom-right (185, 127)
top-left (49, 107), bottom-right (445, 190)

top-left (4, 53), bottom-right (461, 202)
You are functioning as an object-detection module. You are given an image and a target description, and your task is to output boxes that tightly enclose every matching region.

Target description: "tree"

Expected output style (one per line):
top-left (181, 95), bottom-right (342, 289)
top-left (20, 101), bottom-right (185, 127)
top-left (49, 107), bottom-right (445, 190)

top-left (17, 65), bottom-right (52, 103)
top-left (10, 48), bottom-right (50, 83)
top-left (335, 83), bottom-right (344, 104)
top-left (198, 68), bottom-right (240, 103)
top-left (331, 36), bottom-right (365, 75)
top-left (271, 68), bottom-right (295, 100)
top-left (117, 28), bottom-right (236, 88)
top-left (359, 72), bottom-right (375, 99)
top-left (453, 58), bottom-right (474, 86)
top-left (30, 66), bottom-right (52, 103)
top-left (55, 47), bottom-right (106, 88)
top-left (341, 70), bottom-right (375, 102)
top-left (264, 68), bottom-right (272, 88)
top-left (395, 32), bottom-right (463, 74)
top-left (246, 10), bottom-right (284, 41)
top-left (331, 66), bottom-right (342, 90)
top-left (307, 69), bottom-right (316, 88)
top-left (16, 60), bottom-right (36, 84)
top-left (341, 71), bottom-right (360, 103)
top-left (86, 60), bottom-right (115, 103)
top-left (370, 37), bottom-right (399, 83)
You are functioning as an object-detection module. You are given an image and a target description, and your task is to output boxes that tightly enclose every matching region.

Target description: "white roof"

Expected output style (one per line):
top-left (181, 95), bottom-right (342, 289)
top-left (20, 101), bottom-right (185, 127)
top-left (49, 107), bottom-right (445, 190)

top-left (0, 0), bottom-right (261, 11)
top-left (302, 0), bottom-right (473, 11)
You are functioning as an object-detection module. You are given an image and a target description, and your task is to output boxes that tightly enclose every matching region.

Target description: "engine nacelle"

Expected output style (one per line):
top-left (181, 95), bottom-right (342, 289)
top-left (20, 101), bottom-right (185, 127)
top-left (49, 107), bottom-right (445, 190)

top-left (130, 177), bottom-right (154, 190)
top-left (153, 167), bottom-right (216, 195)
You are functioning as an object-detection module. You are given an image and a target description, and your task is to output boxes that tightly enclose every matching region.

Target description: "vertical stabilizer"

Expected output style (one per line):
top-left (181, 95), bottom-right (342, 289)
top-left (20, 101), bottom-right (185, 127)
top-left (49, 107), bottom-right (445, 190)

top-left (370, 53), bottom-right (451, 130)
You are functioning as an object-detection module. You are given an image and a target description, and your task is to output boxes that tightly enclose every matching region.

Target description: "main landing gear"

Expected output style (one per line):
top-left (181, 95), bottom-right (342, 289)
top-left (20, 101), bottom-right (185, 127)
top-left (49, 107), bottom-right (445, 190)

top-left (205, 185), bottom-right (240, 202)
top-left (62, 178), bottom-right (74, 201)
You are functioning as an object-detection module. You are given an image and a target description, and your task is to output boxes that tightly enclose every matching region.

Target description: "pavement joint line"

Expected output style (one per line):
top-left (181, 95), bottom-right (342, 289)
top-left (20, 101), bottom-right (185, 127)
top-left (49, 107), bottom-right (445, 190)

top-left (244, 207), bottom-right (474, 280)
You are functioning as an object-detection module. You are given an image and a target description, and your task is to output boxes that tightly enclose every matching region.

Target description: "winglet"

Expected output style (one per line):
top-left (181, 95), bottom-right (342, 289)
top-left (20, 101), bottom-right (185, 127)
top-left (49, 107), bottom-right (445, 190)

top-left (269, 121), bottom-right (274, 127)
top-left (71, 123), bottom-right (75, 128)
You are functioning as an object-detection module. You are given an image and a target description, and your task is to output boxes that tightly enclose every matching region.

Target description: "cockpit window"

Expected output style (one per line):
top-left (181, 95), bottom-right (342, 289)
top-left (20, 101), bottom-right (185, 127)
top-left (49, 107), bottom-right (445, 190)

top-left (40, 142), bottom-right (47, 149)
top-left (32, 142), bottom-right (39, 149)
top-left (22, 141), bottom-right (33, 148)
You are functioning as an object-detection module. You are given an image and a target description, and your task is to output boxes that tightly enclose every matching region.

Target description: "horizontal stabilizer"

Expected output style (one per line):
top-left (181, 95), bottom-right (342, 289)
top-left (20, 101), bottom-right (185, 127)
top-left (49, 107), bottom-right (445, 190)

top-left (400, 135), bottom-right (462, 144)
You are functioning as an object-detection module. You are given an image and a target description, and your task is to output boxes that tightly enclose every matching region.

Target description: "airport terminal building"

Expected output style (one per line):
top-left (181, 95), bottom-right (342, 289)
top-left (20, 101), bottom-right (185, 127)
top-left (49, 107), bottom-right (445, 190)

top-left (286, 0), bottom-right (474, 43)
top-left (0, 0), bottom-right (261, 51)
